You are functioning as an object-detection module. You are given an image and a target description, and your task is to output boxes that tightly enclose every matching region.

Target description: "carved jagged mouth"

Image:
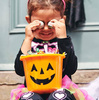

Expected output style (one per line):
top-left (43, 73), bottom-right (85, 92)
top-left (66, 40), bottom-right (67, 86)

top-left (30, 74), bottom-right (55, 85)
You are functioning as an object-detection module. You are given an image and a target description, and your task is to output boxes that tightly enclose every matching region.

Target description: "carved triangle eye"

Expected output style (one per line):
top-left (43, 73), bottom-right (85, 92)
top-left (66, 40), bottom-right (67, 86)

top-left (31, 64), bottom-right (37, 72)
top-left (47, 63), bottom-right (54, 71)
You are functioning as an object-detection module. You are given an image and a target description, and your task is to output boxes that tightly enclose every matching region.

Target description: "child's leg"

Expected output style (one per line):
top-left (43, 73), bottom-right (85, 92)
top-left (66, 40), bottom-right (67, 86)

top-left (40, 93), bottom-right (50, 100)
top-left (19, 92), bottom-right (44, 100)
top-left (47, 88), bottom-right (76, 100)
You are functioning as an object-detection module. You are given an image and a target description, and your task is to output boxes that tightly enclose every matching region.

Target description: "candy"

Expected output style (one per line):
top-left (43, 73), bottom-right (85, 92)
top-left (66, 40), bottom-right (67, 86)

top-left (39, 21), bottom-right (44, 29)
top-left (48, 21), bottom-right (53, 28)
top-left (26, 48), bottom-right (61, 55)
top-left (37, 50), bottom-right (44, 54)
top-left (39, 21), bottom-right (53, 29)
top-left (36, 48), bottom-right (40, 53)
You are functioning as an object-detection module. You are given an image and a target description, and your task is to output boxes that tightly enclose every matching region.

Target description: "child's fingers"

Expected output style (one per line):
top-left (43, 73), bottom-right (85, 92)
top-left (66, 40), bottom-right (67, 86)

top-left (50, 18), bottom-right (65, 26)
top-left (59, 18), bottom-right (65, 24)
top-left (25, 20), bottom-right (40, 37)
top-left (49, 18), bottom-right (67, 38)
top-left (49, 19), bottom-right (58, 28)
top-left (49, 19), bottom-right (65, 30)
top-left (50, 19), bottom-right (58, 22)
top-left (30, 20), bottom-right (40, 31)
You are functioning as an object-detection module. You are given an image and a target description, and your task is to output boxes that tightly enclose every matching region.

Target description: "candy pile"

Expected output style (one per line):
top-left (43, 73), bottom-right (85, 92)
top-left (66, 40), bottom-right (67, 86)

top-left (27, 48), bottom-right (59, 55)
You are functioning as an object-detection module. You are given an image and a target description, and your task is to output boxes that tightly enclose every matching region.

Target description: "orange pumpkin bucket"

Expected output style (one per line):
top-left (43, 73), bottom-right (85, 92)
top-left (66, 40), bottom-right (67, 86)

top-left (20, 53), bottom-right (65, 94)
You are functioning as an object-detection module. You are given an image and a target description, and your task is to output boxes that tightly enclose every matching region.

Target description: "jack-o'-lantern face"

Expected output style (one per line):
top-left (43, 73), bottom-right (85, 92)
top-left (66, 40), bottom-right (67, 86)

top-left (30, 63), bottom-right (55, 85)
top-left (20, 54), bottom-right (65, 93)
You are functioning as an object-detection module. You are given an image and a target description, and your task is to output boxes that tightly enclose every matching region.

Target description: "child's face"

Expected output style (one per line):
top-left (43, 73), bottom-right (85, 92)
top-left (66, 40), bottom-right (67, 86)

top-left (27, 9), bottom-right (61, 41)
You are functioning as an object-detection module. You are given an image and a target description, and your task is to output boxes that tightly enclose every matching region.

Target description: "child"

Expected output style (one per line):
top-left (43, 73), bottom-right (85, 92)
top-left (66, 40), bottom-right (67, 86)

top-left (12, 0), bottom-right (78, 99)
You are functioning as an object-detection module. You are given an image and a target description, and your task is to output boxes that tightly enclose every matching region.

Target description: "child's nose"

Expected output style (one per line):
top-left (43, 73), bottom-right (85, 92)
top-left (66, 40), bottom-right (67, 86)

top-left (43, 25), bottom-right (49, 30)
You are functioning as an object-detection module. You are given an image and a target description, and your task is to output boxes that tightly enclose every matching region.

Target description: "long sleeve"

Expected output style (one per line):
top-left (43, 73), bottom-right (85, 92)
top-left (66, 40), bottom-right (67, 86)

top-left (14, 49), bottom-right (25, 76)
top-left (14, 37), bottom-right (77, 84)
top-left (57, 36), bottom-right (77, 78)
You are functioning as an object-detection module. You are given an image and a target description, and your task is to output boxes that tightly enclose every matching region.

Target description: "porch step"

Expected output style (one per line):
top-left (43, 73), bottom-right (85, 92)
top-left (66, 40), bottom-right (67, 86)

top-left (0, 70), bottom-right (99, 100)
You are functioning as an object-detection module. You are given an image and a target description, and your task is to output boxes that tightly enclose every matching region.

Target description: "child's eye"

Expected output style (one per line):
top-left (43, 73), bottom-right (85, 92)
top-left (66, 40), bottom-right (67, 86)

top-left (31, 64), bottom-right (37, 72)
top-left (47, 63), bottom-right (54, 71)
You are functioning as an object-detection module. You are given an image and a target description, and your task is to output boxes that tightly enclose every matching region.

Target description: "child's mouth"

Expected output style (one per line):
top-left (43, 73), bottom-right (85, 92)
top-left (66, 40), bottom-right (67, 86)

top-left (40, 32), bottom-right (52, 37)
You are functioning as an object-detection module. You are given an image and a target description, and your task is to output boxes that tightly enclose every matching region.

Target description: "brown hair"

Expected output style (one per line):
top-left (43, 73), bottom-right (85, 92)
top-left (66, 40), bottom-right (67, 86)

top-left (28, 0), bottom-right (69, 17)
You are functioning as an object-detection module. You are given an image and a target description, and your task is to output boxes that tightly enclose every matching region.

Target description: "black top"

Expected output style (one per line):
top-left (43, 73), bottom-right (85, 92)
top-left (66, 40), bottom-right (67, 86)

top-left (14, 36), bottom-right (77, 86)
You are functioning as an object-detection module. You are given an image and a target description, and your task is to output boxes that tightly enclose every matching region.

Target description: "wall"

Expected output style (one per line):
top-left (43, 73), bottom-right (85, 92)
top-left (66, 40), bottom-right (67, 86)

top-left (0, 0), bottom-right (99, 70)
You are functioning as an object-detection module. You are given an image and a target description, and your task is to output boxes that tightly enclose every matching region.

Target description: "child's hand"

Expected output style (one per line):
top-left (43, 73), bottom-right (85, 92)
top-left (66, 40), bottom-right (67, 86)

top-left (21, 20), bottom-right (42, 54)
top-left (50, 18), bottom-right (67, 38)
top-left (25, 20), bottom-right (40, 41)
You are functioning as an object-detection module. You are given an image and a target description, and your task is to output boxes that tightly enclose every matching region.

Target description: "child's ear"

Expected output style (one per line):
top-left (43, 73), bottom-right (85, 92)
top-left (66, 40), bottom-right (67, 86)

top-left (25, 15), bottom-right (31, 23)
top-left (63, 15), bottom-right (66, 20)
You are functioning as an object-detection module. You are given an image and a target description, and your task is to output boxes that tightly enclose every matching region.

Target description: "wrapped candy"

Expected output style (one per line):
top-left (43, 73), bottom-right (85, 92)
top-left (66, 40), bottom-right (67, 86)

top-left (48, 21), bottom-right (53, 28)
top-left (39, 21), bottom-right (44, 29)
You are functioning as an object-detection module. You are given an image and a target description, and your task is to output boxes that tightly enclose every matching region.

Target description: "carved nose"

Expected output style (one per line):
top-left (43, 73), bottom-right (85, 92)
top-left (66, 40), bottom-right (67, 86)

top-left (40, 68), bottom-right (44, 74)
